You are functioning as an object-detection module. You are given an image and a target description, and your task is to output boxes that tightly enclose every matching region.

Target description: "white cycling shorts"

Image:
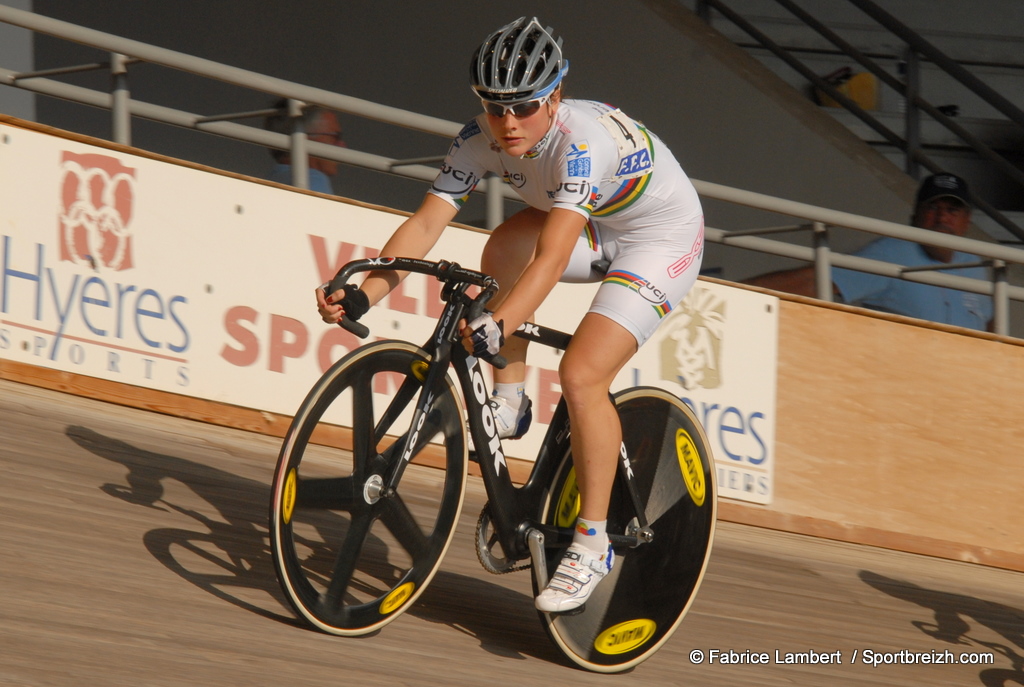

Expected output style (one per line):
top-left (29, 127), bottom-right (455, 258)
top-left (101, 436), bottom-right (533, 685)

top-left (560, 215), bottom-right (705, 347)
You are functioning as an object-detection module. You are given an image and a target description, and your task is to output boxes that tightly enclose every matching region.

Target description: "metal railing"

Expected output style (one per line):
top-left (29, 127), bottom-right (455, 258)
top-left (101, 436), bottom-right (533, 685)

top-left (695, 179), bottom-right (1024, 334)
top-left (2, 3), bottom-right (1024, 335)
top-left (694, 0), bottom-right (1024, 244)
top-left (0, 3), bottom-right (516, 231)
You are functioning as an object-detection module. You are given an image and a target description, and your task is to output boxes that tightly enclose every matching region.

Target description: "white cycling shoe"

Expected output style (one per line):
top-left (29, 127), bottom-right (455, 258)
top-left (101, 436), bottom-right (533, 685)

top-left (488, 394), bottom-right (533, 440)
top-left (535, 542), bottom-right (614, 613)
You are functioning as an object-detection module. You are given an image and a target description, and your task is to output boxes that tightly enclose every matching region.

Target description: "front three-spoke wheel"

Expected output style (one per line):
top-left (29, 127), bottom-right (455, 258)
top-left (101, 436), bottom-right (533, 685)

top-left (269, 341), bottom-right (467, 635)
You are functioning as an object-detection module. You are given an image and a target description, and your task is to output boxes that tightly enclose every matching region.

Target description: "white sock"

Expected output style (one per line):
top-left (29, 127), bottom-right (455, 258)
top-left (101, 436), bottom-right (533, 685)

top-left (573, 518), bottom-right (609, 555)
top-left (492, 382), bottom-right (525, 407)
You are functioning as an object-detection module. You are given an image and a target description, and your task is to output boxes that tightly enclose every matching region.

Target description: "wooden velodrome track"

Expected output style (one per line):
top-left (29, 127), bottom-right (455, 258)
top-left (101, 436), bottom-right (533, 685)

top-left (2, 377), bottom-right (1023, 687)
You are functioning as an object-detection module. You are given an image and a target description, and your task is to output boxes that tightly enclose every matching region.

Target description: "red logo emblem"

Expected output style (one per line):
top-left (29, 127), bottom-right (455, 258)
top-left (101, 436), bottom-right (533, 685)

top-left (58, 152), bottom-right (137, 271)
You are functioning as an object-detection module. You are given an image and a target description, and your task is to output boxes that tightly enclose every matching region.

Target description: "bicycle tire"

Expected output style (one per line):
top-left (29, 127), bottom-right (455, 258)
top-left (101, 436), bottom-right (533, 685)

top-left (269, 340), bottom-right (468, 635)
top-left (535, 386), bottom-right (717, 672)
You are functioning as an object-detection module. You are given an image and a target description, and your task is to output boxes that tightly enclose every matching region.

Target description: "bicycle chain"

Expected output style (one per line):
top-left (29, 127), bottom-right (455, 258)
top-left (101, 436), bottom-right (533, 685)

top-left (474, 504), bottom-right (531, 575)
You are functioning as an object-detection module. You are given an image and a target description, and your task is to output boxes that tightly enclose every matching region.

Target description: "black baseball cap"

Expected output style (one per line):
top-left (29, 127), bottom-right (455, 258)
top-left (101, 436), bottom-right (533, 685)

top-left (915, 173), bottom-right (971, 207)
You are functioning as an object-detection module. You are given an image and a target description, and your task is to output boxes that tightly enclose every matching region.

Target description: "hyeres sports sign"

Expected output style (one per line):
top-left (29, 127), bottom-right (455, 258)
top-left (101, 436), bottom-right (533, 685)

top-left (0, 122), bottom-right (778, 504)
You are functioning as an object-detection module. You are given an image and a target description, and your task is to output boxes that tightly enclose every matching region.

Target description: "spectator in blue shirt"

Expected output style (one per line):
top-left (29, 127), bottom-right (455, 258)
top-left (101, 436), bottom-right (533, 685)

top-left (743, 173), bottom-right (992, 331)
top-left (264, 101), bottom-right (346, 194)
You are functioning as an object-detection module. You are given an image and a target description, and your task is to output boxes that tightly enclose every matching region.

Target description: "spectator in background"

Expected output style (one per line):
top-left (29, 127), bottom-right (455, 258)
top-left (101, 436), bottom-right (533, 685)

top-left (743, 173), bottom-right (992, 331)
top-left (264, 100), bottom-right (346, 194)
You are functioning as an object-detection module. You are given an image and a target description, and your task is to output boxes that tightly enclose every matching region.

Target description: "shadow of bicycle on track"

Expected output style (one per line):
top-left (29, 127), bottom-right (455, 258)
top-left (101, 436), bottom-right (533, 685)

top-left (66, 424), bottom-right (559, 664)
top-left (413, 568), bottom-right (561, 665)
top-left (861, 570), bottom-right (1024, 686)
top-left (67, 424), bottom-right (298, 625)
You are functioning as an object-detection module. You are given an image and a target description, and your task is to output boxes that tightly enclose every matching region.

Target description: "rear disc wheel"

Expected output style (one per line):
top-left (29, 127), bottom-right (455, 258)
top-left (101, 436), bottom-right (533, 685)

top-left (536, 387), bottom-right (717, 672)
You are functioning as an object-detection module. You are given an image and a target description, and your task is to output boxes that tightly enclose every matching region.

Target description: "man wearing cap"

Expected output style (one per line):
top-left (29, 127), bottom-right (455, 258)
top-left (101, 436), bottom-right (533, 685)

top-left (744, 173), bottom-right (992, 331)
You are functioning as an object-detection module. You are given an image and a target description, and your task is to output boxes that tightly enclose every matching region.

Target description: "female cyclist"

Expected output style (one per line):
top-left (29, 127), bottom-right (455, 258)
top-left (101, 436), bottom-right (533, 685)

top-left (317, 16), bottom-right (705, 613)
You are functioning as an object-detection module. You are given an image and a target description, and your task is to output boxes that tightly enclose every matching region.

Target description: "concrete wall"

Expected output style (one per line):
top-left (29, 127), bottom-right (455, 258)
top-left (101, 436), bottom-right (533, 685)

top-left (679, 0), bottom-right (1024, 213)
top-left (0, 0), bottom-right (34, 121)
top-left (689, 0), bottom-right (1024, 109)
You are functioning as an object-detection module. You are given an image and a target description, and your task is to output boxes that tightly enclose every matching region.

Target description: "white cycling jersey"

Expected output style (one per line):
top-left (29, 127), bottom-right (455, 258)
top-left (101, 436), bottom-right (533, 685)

top-left (429, 99), bottom-right (705, 345)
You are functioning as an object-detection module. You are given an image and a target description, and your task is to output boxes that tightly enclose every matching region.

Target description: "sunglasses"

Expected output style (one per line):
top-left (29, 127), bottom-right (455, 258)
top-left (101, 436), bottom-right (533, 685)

top-left (481, 94), bottom-right (550, 119)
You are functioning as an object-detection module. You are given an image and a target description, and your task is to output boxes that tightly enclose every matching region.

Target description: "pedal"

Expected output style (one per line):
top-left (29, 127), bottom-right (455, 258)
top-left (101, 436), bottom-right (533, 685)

top-left (527, 528), bottom-right (590, 617)
top-left (551, 604), bottom-right (587, 617)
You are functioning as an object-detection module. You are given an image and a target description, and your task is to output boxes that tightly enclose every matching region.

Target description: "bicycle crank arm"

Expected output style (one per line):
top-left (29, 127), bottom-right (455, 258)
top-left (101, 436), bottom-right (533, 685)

top-left (610, 518), bottom-right (654, 548)
top-left (608, 531), bottom-right (651, 548)
top-left (532, 523), bottom-right (651, 551)
top-left (524, 526), bottom-right (650, 591)
top-left (526, 528), bottom-right (548, 593)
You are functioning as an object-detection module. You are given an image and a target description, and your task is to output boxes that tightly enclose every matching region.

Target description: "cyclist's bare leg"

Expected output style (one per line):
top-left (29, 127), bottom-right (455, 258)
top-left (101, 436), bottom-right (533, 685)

top-left (557, 312), bottom-right (638, 521)
top-left (480, 206), bottom-right (546, 385)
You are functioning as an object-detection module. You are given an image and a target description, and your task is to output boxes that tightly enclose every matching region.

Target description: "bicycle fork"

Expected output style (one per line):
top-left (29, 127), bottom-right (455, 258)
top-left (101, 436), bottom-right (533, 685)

top-left (383, 293), bottom-right (467, 495)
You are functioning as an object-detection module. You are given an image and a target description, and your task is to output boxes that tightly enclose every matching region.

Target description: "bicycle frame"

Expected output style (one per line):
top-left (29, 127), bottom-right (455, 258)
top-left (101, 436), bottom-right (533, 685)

top-left (270, 255), bottom-right (716, 670)
top-left (329, 257), bottom-right (651, 564)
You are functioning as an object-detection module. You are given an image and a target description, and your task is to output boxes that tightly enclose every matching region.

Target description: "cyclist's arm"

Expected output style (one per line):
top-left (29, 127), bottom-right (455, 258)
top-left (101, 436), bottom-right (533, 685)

top-left (318, 193), bottom-right (457, 322)
top-left (491, 207), bottom-right (587, 334)
top-left (361, 193), bottom-right (459, 304)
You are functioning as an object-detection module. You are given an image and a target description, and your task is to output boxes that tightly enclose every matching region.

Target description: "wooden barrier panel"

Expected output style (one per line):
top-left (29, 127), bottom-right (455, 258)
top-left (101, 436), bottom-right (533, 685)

top-left (720, 293), bottom-right (1024, 572)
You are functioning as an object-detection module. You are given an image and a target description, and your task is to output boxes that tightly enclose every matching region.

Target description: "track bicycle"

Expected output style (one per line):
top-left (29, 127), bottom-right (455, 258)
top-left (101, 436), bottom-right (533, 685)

top-left (269, 257), bottom-right (716, 672)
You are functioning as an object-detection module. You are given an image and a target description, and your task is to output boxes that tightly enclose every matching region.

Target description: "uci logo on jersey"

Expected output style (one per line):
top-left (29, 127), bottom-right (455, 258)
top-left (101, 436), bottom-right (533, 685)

top-left (504, 171), bottom-right (527, 188)
top-left (440, 163), bottom-right (480, 191)
top-left (547, 180), bottom-right (591, 201)
top-left (616, 149), bottom-right (652, 177)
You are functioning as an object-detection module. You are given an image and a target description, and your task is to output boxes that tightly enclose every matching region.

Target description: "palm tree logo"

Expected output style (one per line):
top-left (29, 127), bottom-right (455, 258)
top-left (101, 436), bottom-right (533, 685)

top-left (658, 287), bottom-right (726, 390)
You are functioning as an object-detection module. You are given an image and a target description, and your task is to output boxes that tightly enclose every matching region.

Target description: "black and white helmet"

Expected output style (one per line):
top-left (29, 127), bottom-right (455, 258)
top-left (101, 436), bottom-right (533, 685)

top-left (471, 17), bottom-right (569, 103)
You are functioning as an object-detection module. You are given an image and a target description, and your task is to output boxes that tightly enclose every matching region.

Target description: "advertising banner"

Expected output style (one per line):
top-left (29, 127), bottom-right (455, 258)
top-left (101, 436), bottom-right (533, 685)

top-left (0, 122), bottom-right (777, 503)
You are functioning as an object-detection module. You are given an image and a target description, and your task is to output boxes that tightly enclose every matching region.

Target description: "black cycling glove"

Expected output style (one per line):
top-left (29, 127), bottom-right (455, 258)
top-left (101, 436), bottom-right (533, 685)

top-left (335, 284), bottom-right (370, 322)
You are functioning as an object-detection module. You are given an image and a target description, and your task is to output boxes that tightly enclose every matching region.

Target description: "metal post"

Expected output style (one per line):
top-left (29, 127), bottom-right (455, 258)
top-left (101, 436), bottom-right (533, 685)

top-left (812, 221), bottom-right (833, 302)
top-left (486, 175), bottom-right (504, 230)
top-left (287, 98), bottom-right (309, 190)
top-left (903, 49), bottom-right (920, 178)
top-left (110, 52), bottom-right (130, 145)
top-left (992, 259), bottom-right (1008, 335)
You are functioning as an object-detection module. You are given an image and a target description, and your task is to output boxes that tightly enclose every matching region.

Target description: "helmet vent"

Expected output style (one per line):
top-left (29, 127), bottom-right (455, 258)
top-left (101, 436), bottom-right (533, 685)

top-left (471, 17), bottom-right (566, 102)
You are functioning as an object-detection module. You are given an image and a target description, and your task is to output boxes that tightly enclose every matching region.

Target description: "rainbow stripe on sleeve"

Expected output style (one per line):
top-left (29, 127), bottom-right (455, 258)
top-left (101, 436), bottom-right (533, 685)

top-left (583, 220), bottom-right (600, 251)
